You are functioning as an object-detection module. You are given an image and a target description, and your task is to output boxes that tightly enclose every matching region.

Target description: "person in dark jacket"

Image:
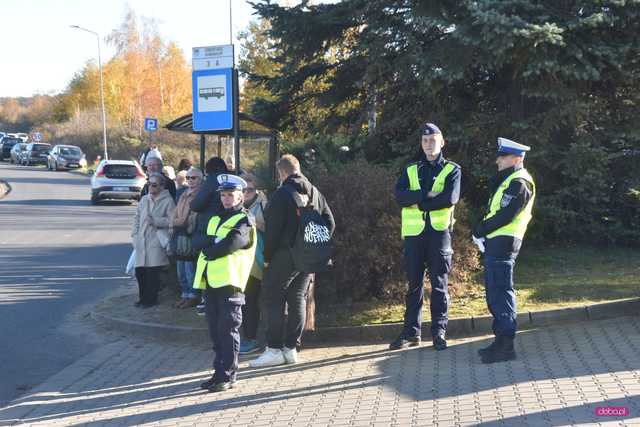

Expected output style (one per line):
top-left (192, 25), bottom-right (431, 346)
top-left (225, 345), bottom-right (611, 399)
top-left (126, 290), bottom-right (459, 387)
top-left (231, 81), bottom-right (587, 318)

top-left (472, 137), bottom-right (535, 364)
top-left (190, 157), bottom-right (231, 260)
top-left (190, 157), bottom-right (231, 314)
top-left (390, 122), bottom-right (461, 352)
top-left (193, 174), bottom-right (256, 392)
top-left (250, 154), bottom-right (335, 368)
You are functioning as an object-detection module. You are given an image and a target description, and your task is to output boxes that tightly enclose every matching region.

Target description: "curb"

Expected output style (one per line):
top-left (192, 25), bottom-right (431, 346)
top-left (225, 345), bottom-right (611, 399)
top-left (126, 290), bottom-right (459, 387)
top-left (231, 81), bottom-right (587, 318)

top-left (92, 311), bottom-right (210, 345)
top-left (92, 297), bottom-right (640, 345)
top-left (0, 179), bottom-right (12, 199)
top-left (306, 298), bottom-right (640, 343)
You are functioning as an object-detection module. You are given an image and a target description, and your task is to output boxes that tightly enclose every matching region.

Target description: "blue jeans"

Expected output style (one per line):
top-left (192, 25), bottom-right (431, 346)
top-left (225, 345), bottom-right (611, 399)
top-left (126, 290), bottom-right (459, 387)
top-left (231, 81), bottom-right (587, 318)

top-left (484, 255), bottom-right (517, 338)
top-left (177, 260), bottom-right (199, 299)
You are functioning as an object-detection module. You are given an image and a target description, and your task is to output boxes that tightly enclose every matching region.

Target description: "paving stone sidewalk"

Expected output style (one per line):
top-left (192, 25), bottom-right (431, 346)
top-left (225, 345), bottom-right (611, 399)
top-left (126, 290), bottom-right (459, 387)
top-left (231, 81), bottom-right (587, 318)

top-left (1, 317), bottom-right (639, 426)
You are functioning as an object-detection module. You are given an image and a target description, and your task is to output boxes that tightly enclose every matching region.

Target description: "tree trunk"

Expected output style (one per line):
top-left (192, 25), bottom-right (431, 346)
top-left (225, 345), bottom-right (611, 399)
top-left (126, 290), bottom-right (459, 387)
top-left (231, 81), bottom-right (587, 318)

top-left (304, 274), bottom-right (316, 331)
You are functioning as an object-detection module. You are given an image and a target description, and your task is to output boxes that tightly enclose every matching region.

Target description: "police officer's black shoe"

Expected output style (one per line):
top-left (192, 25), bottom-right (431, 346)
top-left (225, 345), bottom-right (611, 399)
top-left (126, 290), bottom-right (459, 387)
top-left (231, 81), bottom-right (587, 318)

top-left (388, 334), bottom-right (421, 350)
top-left (480, 337), bottom-right (516, 364)
top-left (208, 381), bottom-right (235, 393)
top-left (201, 377), bottom-right (235, 390)
top-left (432, 333), bottom-right (447, 351)
top-left (478, 340), bottom-right (497, 356)
top-left (200, 376), bottom-right (216, 390)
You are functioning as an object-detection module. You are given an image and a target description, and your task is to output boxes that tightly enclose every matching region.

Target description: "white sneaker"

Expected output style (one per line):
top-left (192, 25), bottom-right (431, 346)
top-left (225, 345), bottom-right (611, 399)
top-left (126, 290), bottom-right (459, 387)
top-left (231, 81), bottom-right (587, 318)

top-left (282, 347), bottom-right (298, 364)
top-left (249, 347), bottom-right (286, 368)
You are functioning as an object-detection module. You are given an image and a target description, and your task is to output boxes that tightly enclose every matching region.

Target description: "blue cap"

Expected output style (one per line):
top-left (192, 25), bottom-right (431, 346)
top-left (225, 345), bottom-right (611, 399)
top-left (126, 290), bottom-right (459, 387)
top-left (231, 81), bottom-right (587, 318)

top-left (421, 123), bottom-right (442, 136)
top-left (497, 137), bottom-right (530, 157)
top-left (217, 174), bottom-right (247, 192)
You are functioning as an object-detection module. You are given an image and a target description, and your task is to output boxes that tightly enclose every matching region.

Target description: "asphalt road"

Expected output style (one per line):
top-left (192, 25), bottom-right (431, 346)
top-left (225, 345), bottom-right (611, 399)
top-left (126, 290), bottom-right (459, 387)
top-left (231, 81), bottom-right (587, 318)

top-left (0, 162), bottom-right (135, 406)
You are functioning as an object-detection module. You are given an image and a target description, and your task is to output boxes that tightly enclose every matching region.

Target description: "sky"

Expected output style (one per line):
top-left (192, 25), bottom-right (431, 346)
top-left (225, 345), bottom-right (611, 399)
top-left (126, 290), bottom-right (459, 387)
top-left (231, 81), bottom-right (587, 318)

top-left (0, 0), bottom-right (281, 97)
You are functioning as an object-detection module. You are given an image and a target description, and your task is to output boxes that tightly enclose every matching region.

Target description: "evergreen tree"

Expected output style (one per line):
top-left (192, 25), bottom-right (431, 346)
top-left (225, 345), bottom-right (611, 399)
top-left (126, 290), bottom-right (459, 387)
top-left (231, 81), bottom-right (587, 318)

top-left (249, 0), bottom-right (640, 244)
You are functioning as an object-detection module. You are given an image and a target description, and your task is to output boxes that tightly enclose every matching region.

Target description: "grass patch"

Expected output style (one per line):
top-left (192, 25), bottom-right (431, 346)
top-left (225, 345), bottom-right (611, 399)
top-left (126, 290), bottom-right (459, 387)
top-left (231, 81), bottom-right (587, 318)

top-left (317, 245), bottom-right (640, 327)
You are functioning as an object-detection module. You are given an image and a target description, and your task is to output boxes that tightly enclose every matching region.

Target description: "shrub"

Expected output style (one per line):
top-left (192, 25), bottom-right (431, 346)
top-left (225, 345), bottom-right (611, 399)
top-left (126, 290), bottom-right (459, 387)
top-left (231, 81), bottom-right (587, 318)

top-left (309, 159), bottom-right (481, 311)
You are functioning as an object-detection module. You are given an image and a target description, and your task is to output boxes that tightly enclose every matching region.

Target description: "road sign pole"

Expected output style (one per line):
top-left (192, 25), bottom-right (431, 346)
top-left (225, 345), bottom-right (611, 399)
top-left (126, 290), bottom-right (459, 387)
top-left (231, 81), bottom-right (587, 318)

top-left (200, 134), bottom-right (206, 172)
top-left (233, 68), bottom-right (240, 174)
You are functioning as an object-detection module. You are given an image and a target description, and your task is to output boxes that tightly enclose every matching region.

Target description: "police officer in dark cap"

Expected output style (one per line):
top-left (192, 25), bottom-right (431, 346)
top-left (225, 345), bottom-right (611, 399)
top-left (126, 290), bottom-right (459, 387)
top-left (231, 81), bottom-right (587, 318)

top-left (472, 137), bottom-right (536, 364)
top-left (390, 122), bottom-right (461, 351)
top-left (192, 174), bottom-right (256, 392)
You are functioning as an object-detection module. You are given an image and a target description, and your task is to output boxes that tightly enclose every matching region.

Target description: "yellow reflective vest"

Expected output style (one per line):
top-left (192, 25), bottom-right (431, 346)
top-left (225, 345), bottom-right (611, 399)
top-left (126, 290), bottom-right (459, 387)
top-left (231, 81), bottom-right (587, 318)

top-left (193, 212), bottom-right (256, 292)
top-left (401, 162), bottom-right (457, 238)
top-left (484, 168), bottom-right (536, 239)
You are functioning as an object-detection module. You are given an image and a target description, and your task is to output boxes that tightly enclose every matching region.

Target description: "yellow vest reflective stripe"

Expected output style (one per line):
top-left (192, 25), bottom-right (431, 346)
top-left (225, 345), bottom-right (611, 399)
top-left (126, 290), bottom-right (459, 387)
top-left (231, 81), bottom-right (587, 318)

top-left (485, 168), bottom-right (536, 239)
top-left (193, 212), bottom-right (256, 291)
top-left (401, 162), bottom-right (456, 237)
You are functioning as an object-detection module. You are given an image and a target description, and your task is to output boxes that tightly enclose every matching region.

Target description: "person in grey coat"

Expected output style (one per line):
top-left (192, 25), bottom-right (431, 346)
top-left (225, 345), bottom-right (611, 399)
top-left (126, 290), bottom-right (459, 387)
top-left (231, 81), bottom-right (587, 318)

top-left (131, 173), bottom-right (176, 307)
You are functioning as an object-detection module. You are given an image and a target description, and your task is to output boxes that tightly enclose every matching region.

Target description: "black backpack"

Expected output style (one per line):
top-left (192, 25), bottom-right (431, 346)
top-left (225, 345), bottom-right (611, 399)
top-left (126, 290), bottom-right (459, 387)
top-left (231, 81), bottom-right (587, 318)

top-left (284, 185), bottom-right (334, 273)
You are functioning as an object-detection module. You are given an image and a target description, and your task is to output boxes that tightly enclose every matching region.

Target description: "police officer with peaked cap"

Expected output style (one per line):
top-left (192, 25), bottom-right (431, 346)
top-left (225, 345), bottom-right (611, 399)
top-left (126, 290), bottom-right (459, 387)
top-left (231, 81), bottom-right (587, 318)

top-left (391, 123), bottom-right (461, 351)
top-left (472, 137), bottom-right (536, 364)
top-left (192, 174), bottom-right (256, 392)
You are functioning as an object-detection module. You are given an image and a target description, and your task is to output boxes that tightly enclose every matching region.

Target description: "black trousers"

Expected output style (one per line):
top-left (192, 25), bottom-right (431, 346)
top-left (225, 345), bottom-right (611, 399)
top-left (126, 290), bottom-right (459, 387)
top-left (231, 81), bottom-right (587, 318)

top-left (402, 228), bottom-right (453, 338)
top-left (135, 266), bottom-right (164, 306)
top-left (205, 285), bottom-right (244, 383)
top-left (265, 249), bottom-right (312, 349)
top-left (242, 276), bottom-right (261, 340)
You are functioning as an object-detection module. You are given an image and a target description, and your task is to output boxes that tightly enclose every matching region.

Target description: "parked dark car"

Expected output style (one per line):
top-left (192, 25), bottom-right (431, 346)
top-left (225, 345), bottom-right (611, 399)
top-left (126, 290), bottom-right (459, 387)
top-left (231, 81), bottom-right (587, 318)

top-left (0, 137), bottom-right (21, 161)
top-left (10, 143), bottom-right (27, 164)
top-left (47, 145), bottom-right (87, 170)
top-left (22, 143), bottom-right (52, 166)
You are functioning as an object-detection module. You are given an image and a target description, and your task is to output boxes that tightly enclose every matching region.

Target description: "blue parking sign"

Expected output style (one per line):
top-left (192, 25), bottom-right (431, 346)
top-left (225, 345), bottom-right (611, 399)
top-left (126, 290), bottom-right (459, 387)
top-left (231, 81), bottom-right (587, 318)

top-left (144, 118), bottom-right (158, 132)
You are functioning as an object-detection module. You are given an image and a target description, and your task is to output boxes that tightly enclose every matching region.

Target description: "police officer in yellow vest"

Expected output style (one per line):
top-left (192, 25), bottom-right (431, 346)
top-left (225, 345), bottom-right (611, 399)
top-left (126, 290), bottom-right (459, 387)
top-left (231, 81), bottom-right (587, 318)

top-left (391, 123), bottom-right (461, 351)
top-left (472, 137), bottom-right (535, 364)
top-left (193, 174), bottom-right (256, 392)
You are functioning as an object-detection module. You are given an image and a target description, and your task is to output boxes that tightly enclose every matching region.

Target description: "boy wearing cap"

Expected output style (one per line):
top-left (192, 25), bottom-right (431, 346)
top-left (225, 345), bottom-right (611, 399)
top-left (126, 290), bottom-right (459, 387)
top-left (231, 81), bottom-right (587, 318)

top-left (192, 174), bottom-right (256, 392)
top-left (391, 123), bottom-right (461, 351)
top-left (472, 138), bottom-right (536, 364)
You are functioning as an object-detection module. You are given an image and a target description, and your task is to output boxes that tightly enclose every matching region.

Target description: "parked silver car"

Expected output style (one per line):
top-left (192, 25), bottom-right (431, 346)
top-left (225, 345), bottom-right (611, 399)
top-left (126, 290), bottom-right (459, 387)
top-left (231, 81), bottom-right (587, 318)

top-left (90, 160), bottom-right (146, 204)
top-left (47, 145), bottom-right (87, 170)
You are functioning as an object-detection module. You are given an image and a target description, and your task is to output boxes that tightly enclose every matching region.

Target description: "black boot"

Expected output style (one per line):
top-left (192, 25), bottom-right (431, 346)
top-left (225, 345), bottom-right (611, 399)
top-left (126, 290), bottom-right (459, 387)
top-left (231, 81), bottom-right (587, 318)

top-left (201, 376), bottom-right (236, 390)
top-left (432, 332), bottom-right (447, 351)
top-left (478, 339), bottom-right (497, 356)
top-left (481, 336), bottom-right (516, 364)
top-left (200, 376), bottom-right (216, 390)
top-left (389, 334), bottom-right (421, 350)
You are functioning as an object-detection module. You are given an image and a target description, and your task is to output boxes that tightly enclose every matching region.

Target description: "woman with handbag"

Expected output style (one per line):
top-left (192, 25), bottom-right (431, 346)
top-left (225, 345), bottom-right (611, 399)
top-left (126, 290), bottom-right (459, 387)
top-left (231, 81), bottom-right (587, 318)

top-left (171, 167), bottom-right (203, 308)
top-left (131, 173), bottom-right (176, 308)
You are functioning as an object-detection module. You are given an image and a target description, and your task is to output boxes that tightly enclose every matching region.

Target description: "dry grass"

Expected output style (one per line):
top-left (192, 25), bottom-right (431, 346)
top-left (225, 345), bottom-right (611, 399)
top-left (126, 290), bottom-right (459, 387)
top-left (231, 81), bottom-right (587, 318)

top-left (317, 245), bottom-right (640, 326)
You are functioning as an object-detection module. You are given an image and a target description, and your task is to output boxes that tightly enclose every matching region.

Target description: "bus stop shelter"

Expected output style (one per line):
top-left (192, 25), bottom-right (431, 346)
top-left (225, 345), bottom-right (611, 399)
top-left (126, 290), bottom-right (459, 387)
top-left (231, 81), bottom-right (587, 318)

top-left (164, 112), bottom-right (279, 180)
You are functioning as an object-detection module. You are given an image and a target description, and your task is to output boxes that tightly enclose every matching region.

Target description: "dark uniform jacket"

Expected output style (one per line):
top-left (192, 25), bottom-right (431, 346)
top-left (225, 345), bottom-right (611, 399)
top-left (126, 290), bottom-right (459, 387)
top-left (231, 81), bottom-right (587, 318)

top-left (190, 172), bottom-right (227, 252)
top-left (395, 152), bottom-right (461, 232)
top-left (263, 173), bottom-right (335, 264)
top-left (472, 165), bottom-right (534, 257)
top-left (195, 203), bottom-right (254, 260)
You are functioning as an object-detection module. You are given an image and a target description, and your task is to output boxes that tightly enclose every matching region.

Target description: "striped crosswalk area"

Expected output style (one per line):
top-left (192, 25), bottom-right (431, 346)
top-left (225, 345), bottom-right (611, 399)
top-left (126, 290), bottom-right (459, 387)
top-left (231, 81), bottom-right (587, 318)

top-left (0, 162), bottom-right (136, 406)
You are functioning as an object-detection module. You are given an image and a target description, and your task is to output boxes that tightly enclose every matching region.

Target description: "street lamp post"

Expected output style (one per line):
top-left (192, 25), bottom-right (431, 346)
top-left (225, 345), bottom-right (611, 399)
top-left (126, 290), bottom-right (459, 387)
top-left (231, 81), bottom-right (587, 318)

top-left (70, 25), bottom-right (108, 160)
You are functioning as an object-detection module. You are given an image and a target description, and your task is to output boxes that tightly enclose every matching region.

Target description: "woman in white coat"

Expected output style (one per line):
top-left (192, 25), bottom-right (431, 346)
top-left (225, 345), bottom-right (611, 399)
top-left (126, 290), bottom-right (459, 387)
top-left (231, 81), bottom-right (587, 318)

top-left (131, 173), bottom-right (176, 307)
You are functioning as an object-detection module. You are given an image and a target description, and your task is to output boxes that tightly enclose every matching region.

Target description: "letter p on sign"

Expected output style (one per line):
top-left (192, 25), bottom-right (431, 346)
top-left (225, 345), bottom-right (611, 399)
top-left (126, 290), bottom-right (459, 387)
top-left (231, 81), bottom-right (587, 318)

top-left (144, 118), bottom-right (158, 132)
